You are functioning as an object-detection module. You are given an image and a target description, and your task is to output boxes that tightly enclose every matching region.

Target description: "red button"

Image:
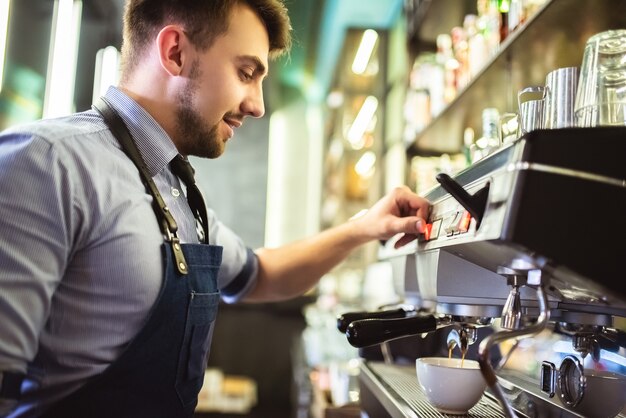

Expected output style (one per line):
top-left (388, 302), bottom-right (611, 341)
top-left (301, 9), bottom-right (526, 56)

top-left (424, 223), bottom-right (433, 241)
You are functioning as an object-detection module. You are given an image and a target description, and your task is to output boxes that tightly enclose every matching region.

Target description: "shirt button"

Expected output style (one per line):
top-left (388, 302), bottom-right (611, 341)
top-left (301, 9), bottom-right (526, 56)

top-left (171, 187), bottom-right (180, 198)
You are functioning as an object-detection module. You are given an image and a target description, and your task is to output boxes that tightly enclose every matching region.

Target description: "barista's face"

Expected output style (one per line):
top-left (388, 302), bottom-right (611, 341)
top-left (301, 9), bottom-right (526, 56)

top-left (176, 3), bottom-right (269, 158)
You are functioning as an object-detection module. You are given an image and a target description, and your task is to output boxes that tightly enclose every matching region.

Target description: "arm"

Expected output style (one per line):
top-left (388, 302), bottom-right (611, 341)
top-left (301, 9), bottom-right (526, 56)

top-left (243, 186), bottom-right (429, 302)
top-left (0, 134), bottom-right (74, 375)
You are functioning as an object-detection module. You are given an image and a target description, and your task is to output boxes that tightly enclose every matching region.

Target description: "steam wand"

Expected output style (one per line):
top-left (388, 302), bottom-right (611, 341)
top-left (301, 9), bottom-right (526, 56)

top-left (478, 269), bottom-right (550, 418)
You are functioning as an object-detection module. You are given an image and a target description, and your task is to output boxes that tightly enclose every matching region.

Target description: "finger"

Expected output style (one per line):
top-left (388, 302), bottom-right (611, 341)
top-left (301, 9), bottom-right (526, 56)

top-left (394, 233), bottom-right (418, 248)
top-left (395, 188), bottom-right (430, 219)
top-left (416, 203), bottom-right (430, 222)
top-left (389, 216), bottom-right (426, 235)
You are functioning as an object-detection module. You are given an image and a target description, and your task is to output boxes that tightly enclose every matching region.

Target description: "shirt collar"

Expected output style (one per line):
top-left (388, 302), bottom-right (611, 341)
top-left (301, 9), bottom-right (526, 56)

top-left (103, 86), bottom-right (179, 177)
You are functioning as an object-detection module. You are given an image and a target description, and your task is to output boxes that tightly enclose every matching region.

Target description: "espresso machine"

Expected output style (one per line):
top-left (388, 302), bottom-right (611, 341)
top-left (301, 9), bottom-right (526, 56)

top-left (338, 127), bottom-right (626, 418)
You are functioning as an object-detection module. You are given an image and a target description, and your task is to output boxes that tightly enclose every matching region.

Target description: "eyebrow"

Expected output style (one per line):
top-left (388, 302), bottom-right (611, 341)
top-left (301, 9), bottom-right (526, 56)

top-left (238, 55), bottom-right (268, 77)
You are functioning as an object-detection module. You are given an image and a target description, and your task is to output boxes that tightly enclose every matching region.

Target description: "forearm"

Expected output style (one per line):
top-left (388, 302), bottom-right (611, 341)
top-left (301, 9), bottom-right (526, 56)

top-left (243, 220), bottom-right (369, 302)
top-left (242, 187), bottom-right (429, 303)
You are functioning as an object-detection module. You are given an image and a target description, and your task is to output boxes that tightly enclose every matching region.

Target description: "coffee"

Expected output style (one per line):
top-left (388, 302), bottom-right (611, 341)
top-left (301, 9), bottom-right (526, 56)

top-left (448, 345), bottom-right (468, 367)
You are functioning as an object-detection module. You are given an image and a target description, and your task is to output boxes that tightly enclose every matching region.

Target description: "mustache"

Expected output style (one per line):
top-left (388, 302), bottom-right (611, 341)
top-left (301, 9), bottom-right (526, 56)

top-left (224, 113), bottom-right (245, 123)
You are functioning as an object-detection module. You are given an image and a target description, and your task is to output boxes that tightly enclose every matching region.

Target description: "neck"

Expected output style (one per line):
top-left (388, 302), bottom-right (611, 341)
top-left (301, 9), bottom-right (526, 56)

top-left (118, 66), bottom-right (181, 151)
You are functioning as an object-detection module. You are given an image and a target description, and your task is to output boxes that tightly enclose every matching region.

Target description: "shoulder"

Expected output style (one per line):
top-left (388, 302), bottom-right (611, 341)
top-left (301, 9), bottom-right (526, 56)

top-left (0, 110), bottom-right (123, 174)
top-left (2, 110), bottom-right (109, 147)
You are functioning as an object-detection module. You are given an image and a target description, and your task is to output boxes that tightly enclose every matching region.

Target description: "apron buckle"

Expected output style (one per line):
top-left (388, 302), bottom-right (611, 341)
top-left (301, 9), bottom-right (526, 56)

top-left (169, 235), bottom-right (188, 275)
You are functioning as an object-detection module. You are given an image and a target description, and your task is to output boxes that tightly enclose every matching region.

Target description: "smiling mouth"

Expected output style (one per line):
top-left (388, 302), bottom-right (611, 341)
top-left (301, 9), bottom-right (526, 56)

top-left (222, 117), bottom-right (242, 139)
top-left (223, 117), bottom-right (242, 130)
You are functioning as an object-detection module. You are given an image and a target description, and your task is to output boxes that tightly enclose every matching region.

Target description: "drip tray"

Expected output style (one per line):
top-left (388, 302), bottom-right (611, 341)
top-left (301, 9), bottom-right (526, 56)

top-left (360, 361), bottom-right (505, 418)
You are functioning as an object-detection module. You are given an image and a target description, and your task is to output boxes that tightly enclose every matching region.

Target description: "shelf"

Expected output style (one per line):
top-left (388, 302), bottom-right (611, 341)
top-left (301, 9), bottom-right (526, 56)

top-left (406, 0), bottom-right (476, 57)
top-left (406, 0), bottom-right (626, 156)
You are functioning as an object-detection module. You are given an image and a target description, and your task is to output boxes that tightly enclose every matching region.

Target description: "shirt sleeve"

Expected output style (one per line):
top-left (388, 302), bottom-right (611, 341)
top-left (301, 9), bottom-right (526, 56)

top-left (207, 209), bottom-right (258, 303)
top-left (0, 133), bottom-right (78, 374)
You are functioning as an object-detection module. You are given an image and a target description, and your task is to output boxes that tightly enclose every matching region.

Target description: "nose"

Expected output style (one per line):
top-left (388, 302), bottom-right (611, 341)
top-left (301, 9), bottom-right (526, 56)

top-left (242, 84), bottom-right (265, 118)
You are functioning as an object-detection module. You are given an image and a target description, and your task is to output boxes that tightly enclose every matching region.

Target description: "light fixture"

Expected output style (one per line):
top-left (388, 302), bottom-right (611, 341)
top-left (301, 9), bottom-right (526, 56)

top-left (347, 95), bottom-right (378, 148)
top-left (326, 90), bottom-right (344, 109)
top-left (355, 151), bottom-right (376, 177)
top-left (92, 46), bottom-right (120, 103)
top-left (43, 0), bottom-right (82, 118)
top-left (0, 0), bottom-right (11, 93)
top-left (351, 29), bottom-right (378, 75)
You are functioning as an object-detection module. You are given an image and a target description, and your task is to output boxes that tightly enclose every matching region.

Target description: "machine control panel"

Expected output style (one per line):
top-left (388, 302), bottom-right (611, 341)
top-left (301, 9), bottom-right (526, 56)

top-left (422, 209), bottom-right (473, 242)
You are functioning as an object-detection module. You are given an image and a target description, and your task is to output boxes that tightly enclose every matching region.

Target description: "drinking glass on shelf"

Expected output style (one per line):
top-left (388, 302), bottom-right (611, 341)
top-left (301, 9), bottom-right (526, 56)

top-left (575, 29), bottom-right (626, 127)
top-left (598, 68), bottom-right (626, 125)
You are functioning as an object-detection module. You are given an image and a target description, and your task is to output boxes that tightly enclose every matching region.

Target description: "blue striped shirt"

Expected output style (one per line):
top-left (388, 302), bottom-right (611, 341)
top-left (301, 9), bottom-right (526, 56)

top-left (0, 86), bottom-right (258, 416)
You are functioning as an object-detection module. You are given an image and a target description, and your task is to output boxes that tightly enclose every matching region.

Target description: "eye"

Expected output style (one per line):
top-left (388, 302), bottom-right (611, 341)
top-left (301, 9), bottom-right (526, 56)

top-left (239, 69), bottom-right (254, 81)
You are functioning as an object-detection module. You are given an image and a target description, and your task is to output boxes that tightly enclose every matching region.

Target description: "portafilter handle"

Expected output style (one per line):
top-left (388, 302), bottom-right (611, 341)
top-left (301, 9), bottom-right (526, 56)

top-left (336, 308), bottom-right (410, 333)
top-left (345, 315), bottom-right (438, 348)
top-left (435, 173), bottom-right (490, 227)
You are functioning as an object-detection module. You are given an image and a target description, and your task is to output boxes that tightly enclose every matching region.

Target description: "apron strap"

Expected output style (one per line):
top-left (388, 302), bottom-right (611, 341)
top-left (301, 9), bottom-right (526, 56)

top-left (93, 97), bottom-right (189, 275)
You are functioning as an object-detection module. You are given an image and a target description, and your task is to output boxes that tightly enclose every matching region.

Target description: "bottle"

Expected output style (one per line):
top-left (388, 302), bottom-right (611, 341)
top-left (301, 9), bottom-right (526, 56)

top-left (463, 127), bottom-right (475, 166)
top-left (473, 108), bottom-right (500, 161)
top-left (465, 14), bottom-right (488, 78)
top-left (485, 0), bottom-right (502, 55)
top-left (508, 0), bottom-right (522, 34)
top-left (436, 34), bottom-right (458, 104)
top-left (498, 0), bottom-right (510, 43)
top-left (451, 26), bottom-right (470, 91)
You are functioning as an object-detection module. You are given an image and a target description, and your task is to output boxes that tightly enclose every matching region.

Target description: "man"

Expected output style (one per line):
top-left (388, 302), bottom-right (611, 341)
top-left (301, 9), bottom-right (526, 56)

top-left (0, 1), bottom-right (429, 417)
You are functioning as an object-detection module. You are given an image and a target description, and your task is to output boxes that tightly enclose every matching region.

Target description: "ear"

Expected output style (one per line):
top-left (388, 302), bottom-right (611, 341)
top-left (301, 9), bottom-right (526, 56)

top-left (155, 25), bottom-right (191, 76)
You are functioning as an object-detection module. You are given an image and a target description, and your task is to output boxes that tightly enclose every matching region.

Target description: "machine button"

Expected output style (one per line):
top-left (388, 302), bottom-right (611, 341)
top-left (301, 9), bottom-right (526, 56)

top-left (423, 223), bottom-right (433, 241)
top-left (444, 212), bottom-right (460, 236)
top-left (423, 218), bottom-right (442, 241)
top-left (540, 361), bottom-right (556, 398)
top-left (457, 211), bottom-right (472, 233)
top-left (430, 218), bottom-right (442, 240)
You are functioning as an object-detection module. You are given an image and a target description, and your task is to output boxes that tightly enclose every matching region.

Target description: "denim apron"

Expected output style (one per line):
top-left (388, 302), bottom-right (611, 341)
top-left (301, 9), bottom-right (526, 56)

top-left (41, 98), bottom-right (223, 418)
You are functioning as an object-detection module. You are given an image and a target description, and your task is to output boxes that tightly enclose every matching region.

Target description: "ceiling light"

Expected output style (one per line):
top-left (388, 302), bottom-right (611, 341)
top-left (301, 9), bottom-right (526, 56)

top-left (355, 151), bottom-right (377, 177)
top-left (43, 0), bottom-right (82, 118)
top-left (347, 95), bottom-right (378, 147)
top-left (326, 90), bottom-right (344, 108)
top-left (92, 46), bottom-right (120, 103)
top-left (352, 29), bottom-right (378, 75)
top-left (0, 0), bottom-right (11, 93)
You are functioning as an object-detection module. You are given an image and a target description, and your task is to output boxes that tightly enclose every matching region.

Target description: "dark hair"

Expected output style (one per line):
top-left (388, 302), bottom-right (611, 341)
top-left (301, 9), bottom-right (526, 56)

top-left (121, 0), bottom-right (292, 78)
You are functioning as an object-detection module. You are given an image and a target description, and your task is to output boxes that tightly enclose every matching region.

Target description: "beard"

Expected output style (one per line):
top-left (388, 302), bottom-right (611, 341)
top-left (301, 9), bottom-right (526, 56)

top-left (175, 60), bottom-right (223, 158)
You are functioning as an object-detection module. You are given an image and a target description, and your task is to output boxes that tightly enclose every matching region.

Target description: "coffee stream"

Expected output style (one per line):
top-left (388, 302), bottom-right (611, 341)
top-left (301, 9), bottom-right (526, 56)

top-left (449, 346), bottom-right (467, 367)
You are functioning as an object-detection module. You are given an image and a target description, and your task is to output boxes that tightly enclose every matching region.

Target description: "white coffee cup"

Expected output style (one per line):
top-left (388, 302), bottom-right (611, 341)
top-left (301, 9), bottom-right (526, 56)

top-left (416, 357), bottom-right (486, 415)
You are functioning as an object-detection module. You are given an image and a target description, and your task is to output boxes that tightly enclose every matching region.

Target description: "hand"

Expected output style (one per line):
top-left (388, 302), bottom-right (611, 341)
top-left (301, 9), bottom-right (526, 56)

top-left (353, 186), bottom-right (430, 248)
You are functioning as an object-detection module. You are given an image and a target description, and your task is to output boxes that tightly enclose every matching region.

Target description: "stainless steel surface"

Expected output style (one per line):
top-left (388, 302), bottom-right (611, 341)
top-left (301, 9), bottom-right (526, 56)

top-left (361, 349), bottom-right (626, 418)
top-left (478, 281), bottom-right (551, 418)
top-left (360, 361), bottom-right (505, 418)
top-left (358, 128), bottom-right (625, 418)
top-left (447, 327), bottom-right (478, 354)
top-left (416, 130), bottom-right (626, 309)
top-left (543, 66), bottom-right (579, 129)
top-left (436, 302), bottom-right (504, 319)
top-left (540, 361), bottom-right (557, 398)
top-left (500, 274), bottom-right (526, 330)
top-left (518, 87), bottom-right (545, 135)
top-left (557, 355), bottom-right (585, 407)
top-left (412, 129), bottom-right (625, 417)
top-left (406, 0), bottom-right (626, 155)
